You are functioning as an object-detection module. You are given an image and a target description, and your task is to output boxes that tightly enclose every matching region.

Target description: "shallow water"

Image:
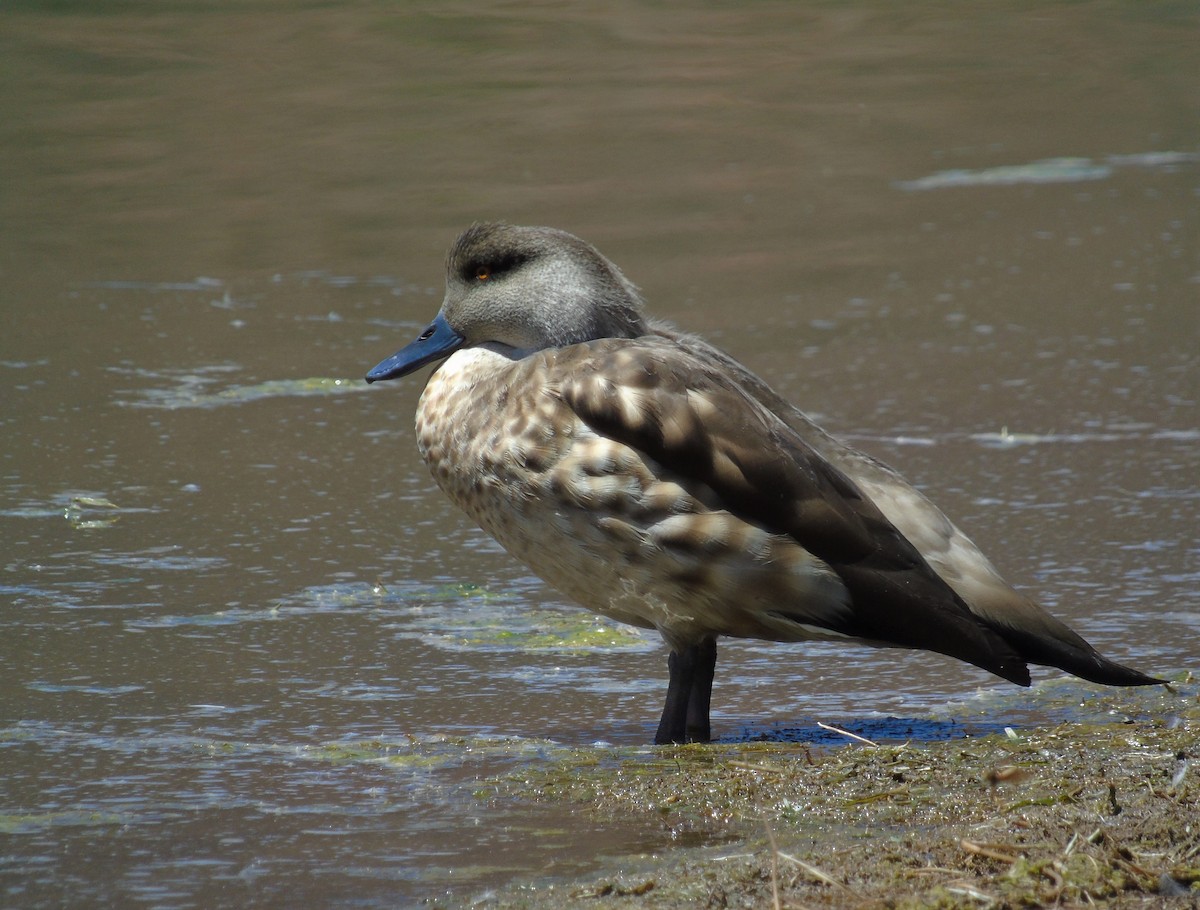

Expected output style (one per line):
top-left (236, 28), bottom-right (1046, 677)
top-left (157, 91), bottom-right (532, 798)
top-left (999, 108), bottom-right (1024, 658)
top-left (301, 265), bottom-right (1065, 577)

top-left (2, 3), bottom-right (1198, 907)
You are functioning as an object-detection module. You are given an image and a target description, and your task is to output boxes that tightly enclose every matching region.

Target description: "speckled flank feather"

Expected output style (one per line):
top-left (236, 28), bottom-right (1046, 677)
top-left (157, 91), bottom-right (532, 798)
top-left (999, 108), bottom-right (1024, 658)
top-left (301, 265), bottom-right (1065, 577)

top-left (367, 222), bottom-right (1162, 743)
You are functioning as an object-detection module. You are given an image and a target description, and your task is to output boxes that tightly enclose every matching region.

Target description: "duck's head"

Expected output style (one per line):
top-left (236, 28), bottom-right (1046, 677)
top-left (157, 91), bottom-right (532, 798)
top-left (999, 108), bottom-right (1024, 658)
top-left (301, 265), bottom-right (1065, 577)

top-left (366, 223), bottom-right (647, 383)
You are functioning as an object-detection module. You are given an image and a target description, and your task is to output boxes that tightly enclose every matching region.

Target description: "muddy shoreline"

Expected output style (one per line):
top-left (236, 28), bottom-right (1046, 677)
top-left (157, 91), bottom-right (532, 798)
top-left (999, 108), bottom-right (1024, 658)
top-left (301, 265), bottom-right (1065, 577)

top-left (446, 677), bottom-right (1197, 908)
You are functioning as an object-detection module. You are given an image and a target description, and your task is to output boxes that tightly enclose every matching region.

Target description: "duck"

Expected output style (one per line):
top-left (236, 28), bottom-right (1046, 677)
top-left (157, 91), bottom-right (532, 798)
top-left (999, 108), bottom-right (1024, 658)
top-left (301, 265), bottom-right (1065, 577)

top-left (366, 222), bottom-right (1162, 744)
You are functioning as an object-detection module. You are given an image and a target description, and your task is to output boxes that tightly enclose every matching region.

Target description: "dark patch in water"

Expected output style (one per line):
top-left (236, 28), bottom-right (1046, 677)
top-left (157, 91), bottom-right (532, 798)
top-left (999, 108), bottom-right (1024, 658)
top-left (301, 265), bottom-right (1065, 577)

top-left (737, 716), bottom-right (1013, 745)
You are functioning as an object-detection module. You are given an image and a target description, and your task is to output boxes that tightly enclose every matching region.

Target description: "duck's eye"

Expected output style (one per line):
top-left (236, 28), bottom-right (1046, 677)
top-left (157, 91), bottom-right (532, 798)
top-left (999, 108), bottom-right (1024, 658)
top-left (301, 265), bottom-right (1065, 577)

top-left (475, 266), bottom-right (491, 281)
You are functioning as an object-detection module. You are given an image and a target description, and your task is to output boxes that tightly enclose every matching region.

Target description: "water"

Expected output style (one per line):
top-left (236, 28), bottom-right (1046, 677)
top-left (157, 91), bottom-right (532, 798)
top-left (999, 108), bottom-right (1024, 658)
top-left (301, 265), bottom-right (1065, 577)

top-left (2, 3), bottom-right (1197, 907)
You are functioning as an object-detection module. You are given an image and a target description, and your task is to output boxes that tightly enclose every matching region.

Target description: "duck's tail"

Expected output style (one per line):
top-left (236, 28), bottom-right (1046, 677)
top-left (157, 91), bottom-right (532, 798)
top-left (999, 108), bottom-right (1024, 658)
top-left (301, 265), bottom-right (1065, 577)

top-left (976, 598), bottom-right (1164, 686)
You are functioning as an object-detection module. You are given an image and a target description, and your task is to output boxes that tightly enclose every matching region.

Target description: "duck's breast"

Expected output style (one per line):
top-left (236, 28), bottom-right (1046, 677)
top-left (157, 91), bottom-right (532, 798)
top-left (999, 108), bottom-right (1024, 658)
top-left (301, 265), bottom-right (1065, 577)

top-left (413, 343), bottom-right (852, 650)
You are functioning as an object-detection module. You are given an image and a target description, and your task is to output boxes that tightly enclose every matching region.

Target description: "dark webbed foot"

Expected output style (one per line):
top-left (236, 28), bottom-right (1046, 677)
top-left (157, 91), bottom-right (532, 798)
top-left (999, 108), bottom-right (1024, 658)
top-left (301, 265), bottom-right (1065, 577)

top-left (655, 638), bottom-right (718, 745)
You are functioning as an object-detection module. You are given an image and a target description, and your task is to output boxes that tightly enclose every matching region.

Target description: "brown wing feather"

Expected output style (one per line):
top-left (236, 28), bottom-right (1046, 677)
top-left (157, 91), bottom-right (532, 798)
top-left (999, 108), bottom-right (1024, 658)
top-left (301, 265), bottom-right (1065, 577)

top-left (557, 337), bottom-right (1032, 685)
top-left (652, 325), bottom-right (1161, 687)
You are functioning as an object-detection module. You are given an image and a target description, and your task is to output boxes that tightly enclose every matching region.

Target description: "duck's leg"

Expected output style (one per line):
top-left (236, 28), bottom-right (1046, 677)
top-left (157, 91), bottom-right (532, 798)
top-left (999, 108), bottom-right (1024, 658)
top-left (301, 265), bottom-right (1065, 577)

top-left (655, 647), bottom-right (694, 745)
top-left (685, 637), bottom-right (717, 743)
top-left (654, 638), bottom-right (717, 745)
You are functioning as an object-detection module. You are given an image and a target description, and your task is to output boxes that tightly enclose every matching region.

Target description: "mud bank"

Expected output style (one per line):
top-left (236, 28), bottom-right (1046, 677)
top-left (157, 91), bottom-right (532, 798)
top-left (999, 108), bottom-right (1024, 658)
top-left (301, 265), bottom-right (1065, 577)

top-left (454, 677), bottom-right (1198, 909)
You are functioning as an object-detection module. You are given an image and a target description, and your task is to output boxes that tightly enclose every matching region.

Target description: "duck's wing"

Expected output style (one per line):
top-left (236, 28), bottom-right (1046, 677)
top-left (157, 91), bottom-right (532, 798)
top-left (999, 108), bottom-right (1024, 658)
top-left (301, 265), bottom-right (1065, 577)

top-left (556, 336), bottom-right (1031, 685)
top-left (652, 326), bottom-right (1161, 687)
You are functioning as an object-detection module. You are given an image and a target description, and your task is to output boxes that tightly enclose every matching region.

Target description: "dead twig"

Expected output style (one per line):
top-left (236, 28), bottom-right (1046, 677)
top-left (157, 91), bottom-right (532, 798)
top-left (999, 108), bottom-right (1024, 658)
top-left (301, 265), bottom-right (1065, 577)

top-left (763, 822), bottom-right (782, 910)
top-left (776, 850), bottom-right (857, 895)
top-left (960, 839), bottom-right (1022, 864)
top-left (727, 760), bottom-right (789, 775)
top-left (816, 721), bottom-right (878, 746)
top-left (945, 881), bottom-right (998, 905)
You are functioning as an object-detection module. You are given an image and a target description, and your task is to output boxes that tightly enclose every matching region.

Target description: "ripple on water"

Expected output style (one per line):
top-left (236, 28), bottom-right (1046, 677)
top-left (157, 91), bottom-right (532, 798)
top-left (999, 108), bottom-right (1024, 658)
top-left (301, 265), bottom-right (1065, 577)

top-left (0, 719), bottom-right (670, 903)
top-left (894, 150), bottom-right (1199, 191)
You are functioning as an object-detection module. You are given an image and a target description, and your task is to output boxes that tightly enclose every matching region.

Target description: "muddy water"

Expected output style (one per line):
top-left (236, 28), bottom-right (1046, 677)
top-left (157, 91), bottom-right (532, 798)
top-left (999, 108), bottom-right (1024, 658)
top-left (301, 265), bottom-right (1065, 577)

top-left (2, 3), bottom-right (1197, 907)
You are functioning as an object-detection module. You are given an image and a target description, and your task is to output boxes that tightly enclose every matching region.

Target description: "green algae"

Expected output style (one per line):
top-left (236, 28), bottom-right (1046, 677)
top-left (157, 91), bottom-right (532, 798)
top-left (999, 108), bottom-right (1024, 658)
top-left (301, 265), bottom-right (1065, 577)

top-left (124, 580), bottom-right (654, 655)
top-left (422, 608), bottom-right (652, 653)
top-left (62, 493), bottom-right (130, 529)
top-left (302, 733), bottom-right (567, 773)
top-left (201, 376), bottom-right (359, 404)
top-left (402, 584), bottom-right (656, 654)
top-left (0, 809), bottom-right (131, 835)
top-left (117, 371), bottom-right (364, 409)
